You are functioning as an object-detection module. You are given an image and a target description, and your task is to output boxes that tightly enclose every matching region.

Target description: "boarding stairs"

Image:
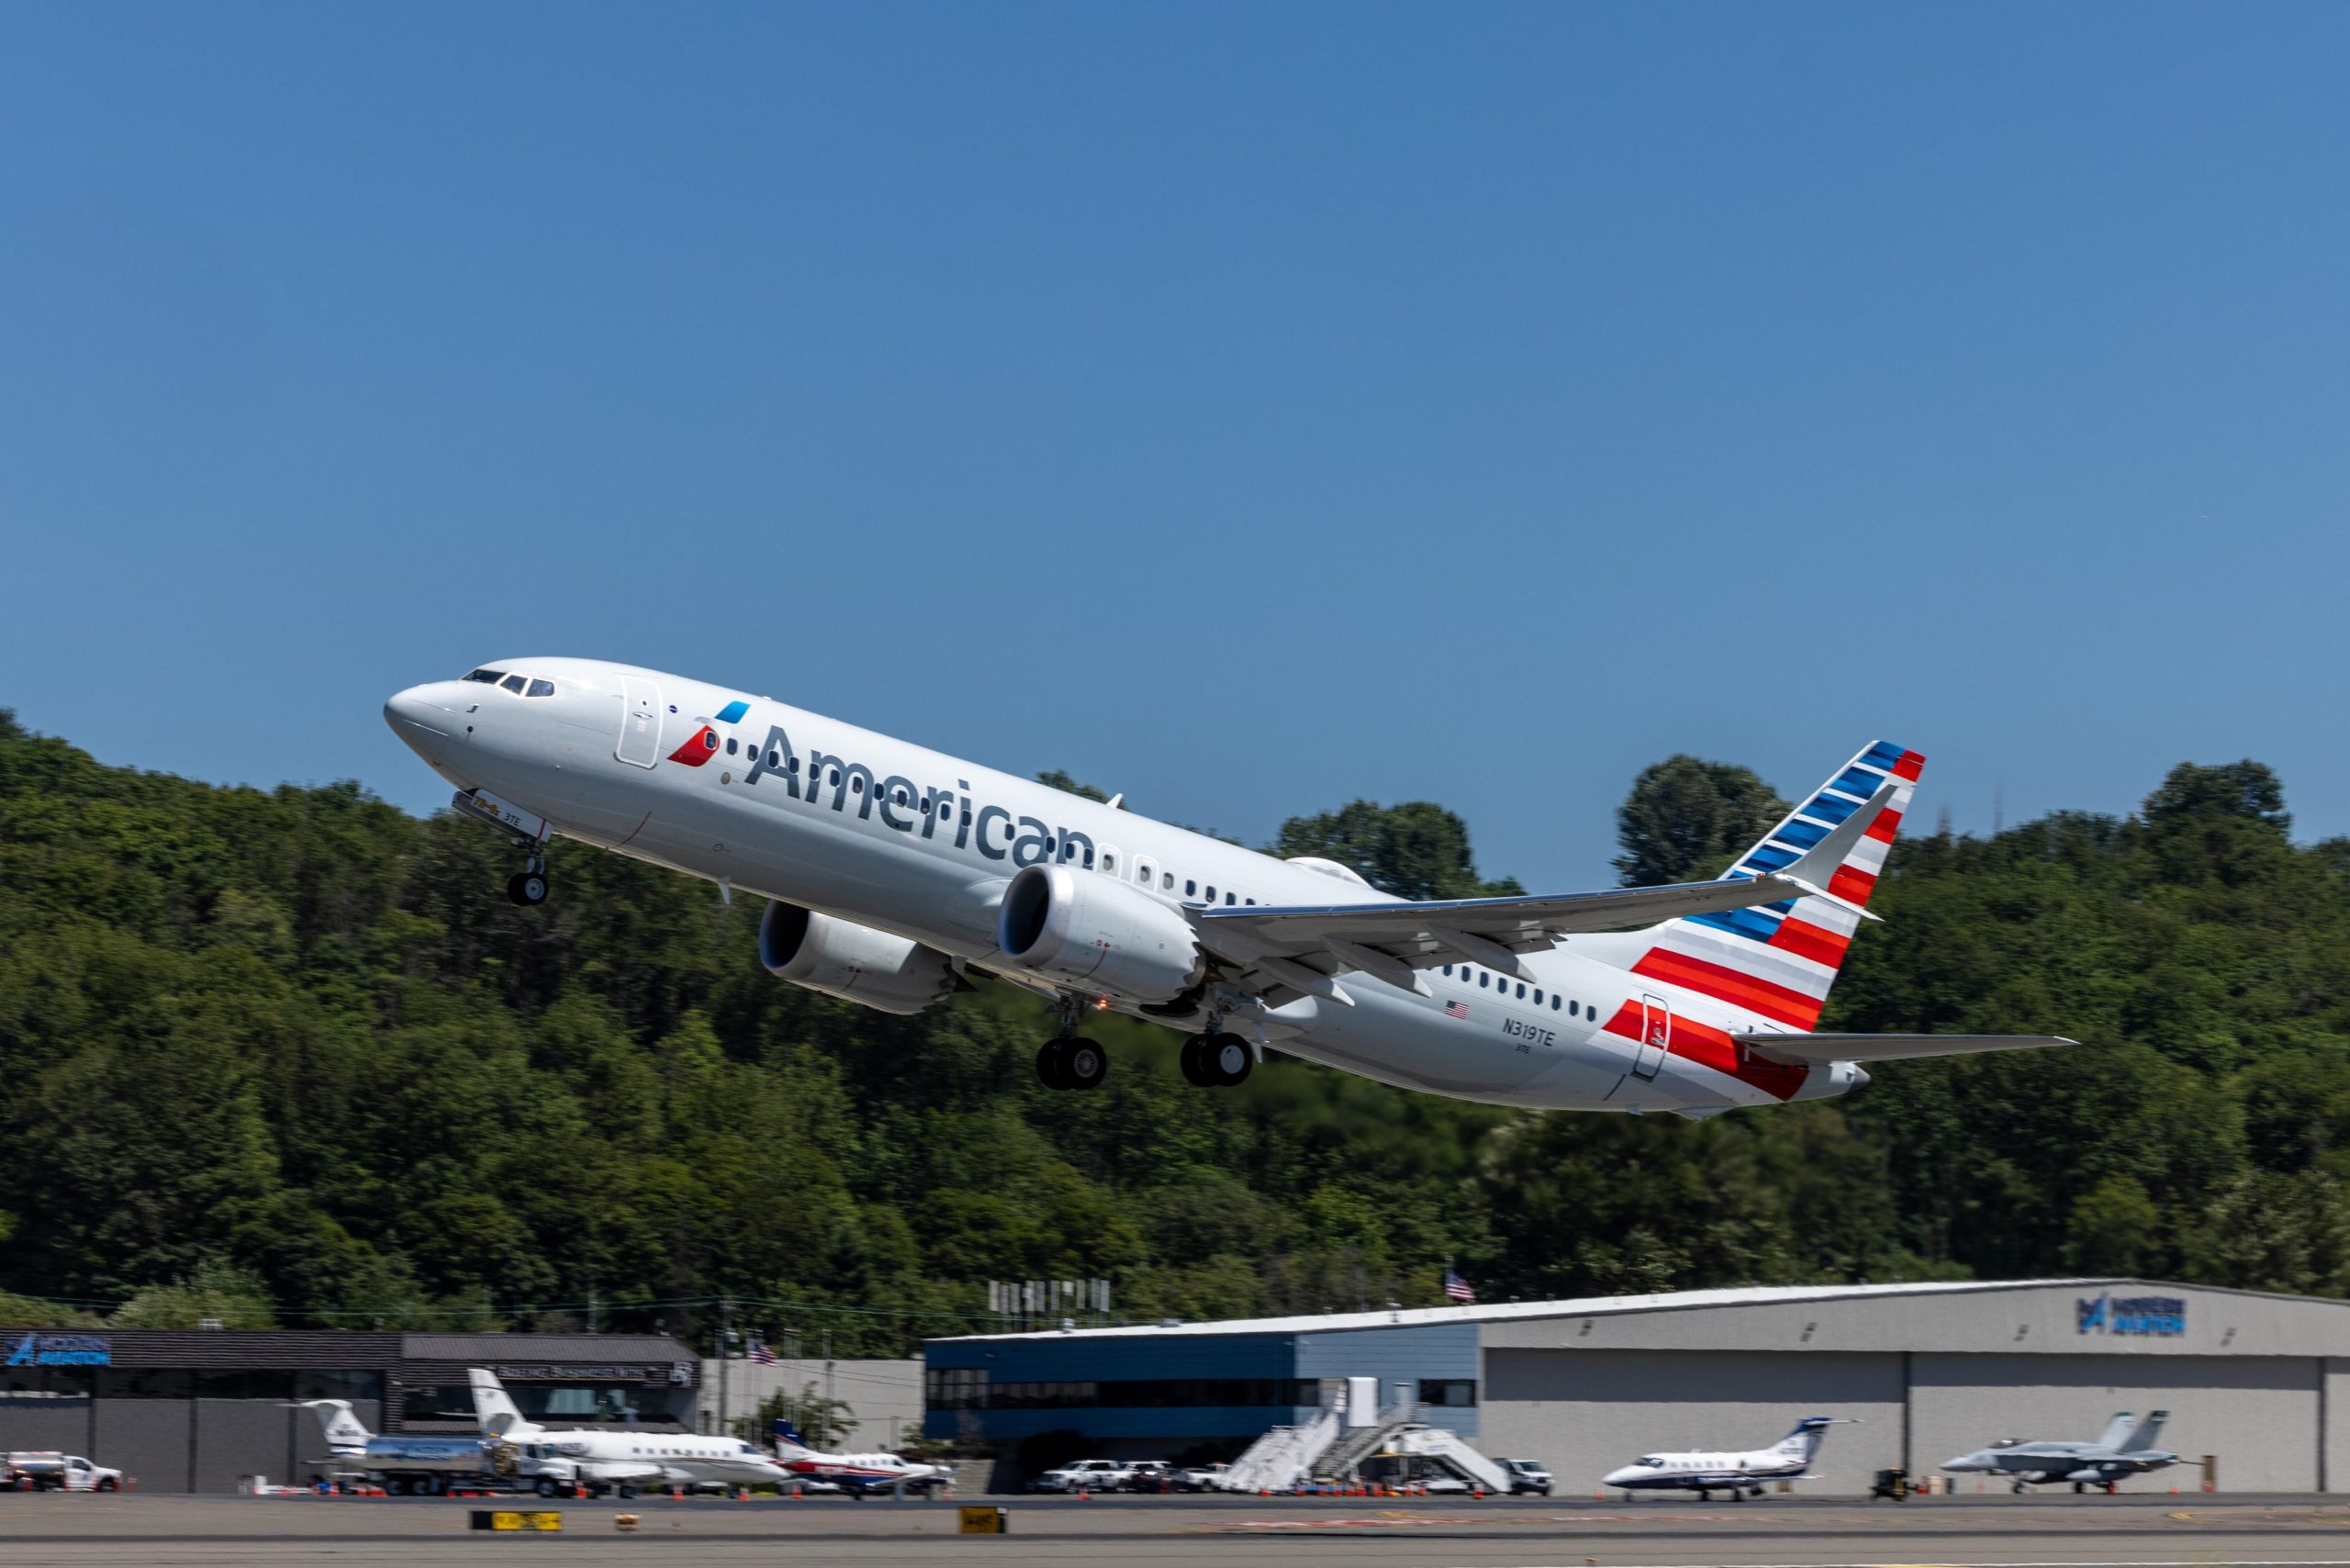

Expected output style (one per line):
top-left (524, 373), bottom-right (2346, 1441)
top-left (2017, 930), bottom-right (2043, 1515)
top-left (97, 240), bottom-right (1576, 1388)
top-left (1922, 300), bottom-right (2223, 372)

top-left (1316, 1402), bottom-right (1425, 1480)
top-left (1384, 1424), bottom-right (1514, 1494)
top-left (1216, 1405), bottom-right (1341, 1493)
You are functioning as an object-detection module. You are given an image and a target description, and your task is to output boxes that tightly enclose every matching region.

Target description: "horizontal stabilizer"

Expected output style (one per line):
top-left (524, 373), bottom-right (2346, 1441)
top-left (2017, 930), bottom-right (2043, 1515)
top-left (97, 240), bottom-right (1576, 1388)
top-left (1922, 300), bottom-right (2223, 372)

top-left (1734, 1032), bottom-right (2077, 1066)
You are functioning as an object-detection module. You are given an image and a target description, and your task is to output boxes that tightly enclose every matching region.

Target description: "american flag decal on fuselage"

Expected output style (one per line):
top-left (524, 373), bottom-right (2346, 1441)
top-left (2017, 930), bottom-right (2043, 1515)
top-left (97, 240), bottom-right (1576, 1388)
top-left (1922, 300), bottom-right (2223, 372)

top-left (1613, 740), bottom-right (1924, 1096)
top-left (1443, 1000), bottom-right (1471, 1020)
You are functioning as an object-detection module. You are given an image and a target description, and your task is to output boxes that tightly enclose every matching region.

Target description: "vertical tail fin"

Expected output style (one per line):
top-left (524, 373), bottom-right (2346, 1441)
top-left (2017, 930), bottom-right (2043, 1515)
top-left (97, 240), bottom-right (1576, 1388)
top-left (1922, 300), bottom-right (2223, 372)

top-left (468, 1367), bottom-right (534, 1438)
top-left (1770, 1416), bottom-right (1839, 1465)
top-left (772, 1417), bottom-right (813, 1456)
top-left (2122, 1411), bottom-right (2167, 1451)
top-left (1627, 741), bottom-right (1924, 1031)
top-left (2094, 1412), bottom-right (2135, 1450)
top-left (295, 1398), bottom-right (371, 1450)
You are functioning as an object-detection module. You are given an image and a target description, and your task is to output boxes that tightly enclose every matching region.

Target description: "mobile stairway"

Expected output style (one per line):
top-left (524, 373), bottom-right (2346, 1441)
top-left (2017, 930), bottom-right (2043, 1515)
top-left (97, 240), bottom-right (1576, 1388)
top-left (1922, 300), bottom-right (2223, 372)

top-left (1217, 1394), bottom-right (1511, 1495)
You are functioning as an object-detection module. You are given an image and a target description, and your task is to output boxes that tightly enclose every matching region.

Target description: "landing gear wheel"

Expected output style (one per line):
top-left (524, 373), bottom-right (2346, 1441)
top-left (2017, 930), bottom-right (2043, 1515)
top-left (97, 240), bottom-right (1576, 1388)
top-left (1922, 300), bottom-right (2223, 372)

top-left (2011, 1479), bottom-right (2026, 1494)
top-left (1205, 1032), bottom-right (1253, 1086)
top-left (1062, 1036), bottom-right (1108, 1090)
top-left (1180, 1037), bottom-right (1214, 1087)
top-left (507, 870), bottom-right (548, 906)
top-left (1035, 1038), bottom-right (1069, 1090)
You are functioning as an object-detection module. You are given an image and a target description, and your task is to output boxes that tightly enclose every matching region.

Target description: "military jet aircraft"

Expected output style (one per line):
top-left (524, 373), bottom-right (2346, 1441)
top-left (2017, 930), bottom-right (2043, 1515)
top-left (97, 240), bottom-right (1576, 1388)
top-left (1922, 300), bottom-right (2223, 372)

top-left (1943, 1411), bottom-right (2177, 1493)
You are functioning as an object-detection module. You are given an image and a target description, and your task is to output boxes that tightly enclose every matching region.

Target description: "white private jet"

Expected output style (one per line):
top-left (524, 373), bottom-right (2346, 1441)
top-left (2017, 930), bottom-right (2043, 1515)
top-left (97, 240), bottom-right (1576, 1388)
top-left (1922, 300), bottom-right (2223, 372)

top-left (384, 659), bottom-right (2071, 1114)
top-left (770, 1417), bottom-right (953, 1496)
top-left (1604, 1417), bottom-right (1853, 1501)
top-left (468, 1368), bottom-right (791, 1496)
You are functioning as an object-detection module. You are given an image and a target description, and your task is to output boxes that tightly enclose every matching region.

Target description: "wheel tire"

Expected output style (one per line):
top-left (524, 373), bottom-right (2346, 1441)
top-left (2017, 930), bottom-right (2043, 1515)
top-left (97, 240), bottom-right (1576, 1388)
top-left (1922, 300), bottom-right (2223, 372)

top-left (1035, 1038), bottom-right (1069, 1089)
top-left (95, 1477), bottom-right (118, 1493)
top-left (1180, 1037), bottom-right (1212, 1087)
top-left (386, 1477), bottom-right (410, 1496)
top-left (1062, 1036), bottom-right (1108, 1090)
top-left (1207, 1033), bottom-right (1253, 1086)
top-left (507, 871), bottom-right (548, 906)
top-left (536, 1478), bottom-right (560, 1498)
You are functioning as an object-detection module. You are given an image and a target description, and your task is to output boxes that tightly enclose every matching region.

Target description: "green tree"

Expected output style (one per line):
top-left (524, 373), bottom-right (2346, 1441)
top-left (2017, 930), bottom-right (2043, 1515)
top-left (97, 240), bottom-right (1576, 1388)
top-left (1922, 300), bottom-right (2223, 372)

top-left (1275, 801), bottom-right (1520, 899)
top-left (1612, 756), bottom-right (1790, 886)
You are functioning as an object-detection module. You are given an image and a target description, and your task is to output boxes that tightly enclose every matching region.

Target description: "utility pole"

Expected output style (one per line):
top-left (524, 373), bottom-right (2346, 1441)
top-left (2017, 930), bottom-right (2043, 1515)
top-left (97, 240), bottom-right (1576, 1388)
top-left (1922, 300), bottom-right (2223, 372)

top-left (719, 1297), bottom-right (733, 1440)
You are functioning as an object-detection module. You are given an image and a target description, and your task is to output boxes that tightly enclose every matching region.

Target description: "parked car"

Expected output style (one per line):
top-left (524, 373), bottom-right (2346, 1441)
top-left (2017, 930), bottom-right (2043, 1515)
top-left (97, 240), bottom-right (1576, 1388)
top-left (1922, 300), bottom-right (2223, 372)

top-left (4, 1453), bottom-right (123, 1493)
top-left (1121, 1461), bottom-right (1174, 1493)
top-left (1029, 1458), bottom-right (1132, 1493)
top-left (1174, 1462), bottom-right (1229, 1492)
top-left (1498, 1457), bottom-right (1553, 1496)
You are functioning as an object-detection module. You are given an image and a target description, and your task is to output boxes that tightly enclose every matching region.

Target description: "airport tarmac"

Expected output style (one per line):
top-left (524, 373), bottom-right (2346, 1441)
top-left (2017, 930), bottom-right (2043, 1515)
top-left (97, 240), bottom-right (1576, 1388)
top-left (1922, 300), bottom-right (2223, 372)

top-left (3, 1491), bottom-right (2350, 1568)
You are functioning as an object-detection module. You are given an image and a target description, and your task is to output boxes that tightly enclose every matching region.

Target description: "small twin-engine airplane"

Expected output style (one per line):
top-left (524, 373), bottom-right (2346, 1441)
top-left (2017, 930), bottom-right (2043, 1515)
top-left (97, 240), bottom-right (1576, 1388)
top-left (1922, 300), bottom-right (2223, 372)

top-left (1943, 1411), bottom-right (2178, 1493)
top-left (469, 1368), bottom-right (791, 1495)
top-left (385, 659), bottom-right (2074, 1115)
top-left (771, 1417), bottom-right (953, 1495)
top-left (1604, 1417), bottom-right (1852, 1500)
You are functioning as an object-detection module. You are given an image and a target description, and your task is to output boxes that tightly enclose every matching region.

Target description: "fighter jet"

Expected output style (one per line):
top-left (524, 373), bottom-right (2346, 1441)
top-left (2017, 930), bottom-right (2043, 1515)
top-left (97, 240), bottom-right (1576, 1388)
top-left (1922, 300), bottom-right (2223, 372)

top-left (1943, 1411), bottom-right (2177, 1493)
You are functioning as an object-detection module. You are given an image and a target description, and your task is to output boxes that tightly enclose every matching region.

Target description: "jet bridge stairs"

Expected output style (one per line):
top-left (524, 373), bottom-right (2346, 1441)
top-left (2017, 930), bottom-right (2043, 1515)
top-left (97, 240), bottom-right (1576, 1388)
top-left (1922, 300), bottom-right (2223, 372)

top-left (1217, 1398), bottom-right (1510, 1495)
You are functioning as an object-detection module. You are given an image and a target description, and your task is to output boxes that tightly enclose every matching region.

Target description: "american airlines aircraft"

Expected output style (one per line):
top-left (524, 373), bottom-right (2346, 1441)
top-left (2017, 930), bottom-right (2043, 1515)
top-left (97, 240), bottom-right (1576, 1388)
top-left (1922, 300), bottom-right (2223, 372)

top-left (383, 659), bottom-right (2069, 1114)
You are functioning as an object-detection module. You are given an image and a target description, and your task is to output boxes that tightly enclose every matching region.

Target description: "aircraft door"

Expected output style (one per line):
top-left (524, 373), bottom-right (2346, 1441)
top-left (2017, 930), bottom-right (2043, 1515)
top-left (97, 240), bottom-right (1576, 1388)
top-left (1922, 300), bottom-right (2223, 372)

top-left (1632, 993), bottom-right (1672, 1080)
top-left (617, 679), bottom-right (663, 768)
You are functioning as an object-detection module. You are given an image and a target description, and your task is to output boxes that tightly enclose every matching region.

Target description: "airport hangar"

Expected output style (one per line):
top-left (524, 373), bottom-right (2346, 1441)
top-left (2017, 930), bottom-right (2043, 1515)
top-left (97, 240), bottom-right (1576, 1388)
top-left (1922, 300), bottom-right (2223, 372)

top-left (926, 1279), bottom-right (2350, 1492)
top-left (0, 1329), bottom-right (698, 1492)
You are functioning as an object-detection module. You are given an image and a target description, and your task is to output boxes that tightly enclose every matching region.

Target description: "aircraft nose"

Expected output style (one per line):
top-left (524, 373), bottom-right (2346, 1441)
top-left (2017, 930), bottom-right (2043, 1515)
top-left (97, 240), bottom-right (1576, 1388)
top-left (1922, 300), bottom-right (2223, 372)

top-left (384, 684), bottom-right (447, 737)
top-left (1601, 1466), bottom-right (1634, 1485)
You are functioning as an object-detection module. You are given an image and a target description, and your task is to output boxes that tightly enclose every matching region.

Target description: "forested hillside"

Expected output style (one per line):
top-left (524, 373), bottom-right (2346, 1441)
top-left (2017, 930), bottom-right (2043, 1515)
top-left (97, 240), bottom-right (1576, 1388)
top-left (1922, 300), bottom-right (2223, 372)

top-left (3, 710), bottom-right (2346, 1351)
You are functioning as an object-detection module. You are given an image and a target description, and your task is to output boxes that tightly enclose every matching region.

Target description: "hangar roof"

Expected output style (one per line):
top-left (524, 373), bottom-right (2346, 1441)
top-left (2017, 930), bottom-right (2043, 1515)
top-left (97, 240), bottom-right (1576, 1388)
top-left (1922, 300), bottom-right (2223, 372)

top-left (934, 1278), bottom-right (2115, 1342)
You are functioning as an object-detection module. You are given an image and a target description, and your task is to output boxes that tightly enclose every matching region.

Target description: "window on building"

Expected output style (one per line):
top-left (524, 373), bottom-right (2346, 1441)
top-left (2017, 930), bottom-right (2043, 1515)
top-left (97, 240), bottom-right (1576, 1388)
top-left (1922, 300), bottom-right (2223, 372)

top-left (1418, 1378), bottom-right (1478, 1407)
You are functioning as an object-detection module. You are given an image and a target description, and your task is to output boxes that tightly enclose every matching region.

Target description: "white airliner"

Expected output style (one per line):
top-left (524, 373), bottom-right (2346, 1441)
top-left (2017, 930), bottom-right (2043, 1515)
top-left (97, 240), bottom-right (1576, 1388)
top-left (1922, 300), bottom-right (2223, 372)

top-left (1604, 1417), bottom-right (1852, 1501)
top-left (384, 660), bottom-right (2069, 1114)
top-left (770, 1417), bottom-right (953, 1496)
top-left (468, 1368), bottom-right (791, 1495)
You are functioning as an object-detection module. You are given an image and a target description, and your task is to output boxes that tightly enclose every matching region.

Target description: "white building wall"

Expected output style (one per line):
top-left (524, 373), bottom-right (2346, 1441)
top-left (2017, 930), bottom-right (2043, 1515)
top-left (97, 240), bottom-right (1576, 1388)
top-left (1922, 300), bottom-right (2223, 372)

top-left (1480, 1349), bottom-right (1906, 1496)
top-left (698, 1359), bottom-right (924, 1449)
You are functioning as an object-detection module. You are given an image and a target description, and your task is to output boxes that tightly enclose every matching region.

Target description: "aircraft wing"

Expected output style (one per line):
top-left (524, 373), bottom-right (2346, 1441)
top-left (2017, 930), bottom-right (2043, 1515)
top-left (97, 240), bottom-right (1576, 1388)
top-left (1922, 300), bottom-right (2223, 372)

top-left (1734, 1033), bottom-right (2077, 1065)
top-left (1196, 783), bottom-right (1900, 1002)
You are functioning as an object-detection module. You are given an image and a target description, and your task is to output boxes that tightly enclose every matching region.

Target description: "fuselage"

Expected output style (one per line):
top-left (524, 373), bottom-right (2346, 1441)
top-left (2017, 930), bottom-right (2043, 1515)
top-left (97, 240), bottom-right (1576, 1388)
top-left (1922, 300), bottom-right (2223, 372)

top-left (1603, 1449), bottom-right (1808, 1491)
top-left (384, 657), bottom-right (1865, 1114)
top-left (517, 1428), bottom-right (789, 1487)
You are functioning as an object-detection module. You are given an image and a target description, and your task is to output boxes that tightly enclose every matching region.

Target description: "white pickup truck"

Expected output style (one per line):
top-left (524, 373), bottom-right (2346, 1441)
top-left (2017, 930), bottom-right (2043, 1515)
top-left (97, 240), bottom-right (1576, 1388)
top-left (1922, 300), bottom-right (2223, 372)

top-left (1029, 1457), bottom-right (1132, 1493)
top-left (5, 1452), bottom-right (124, 1492)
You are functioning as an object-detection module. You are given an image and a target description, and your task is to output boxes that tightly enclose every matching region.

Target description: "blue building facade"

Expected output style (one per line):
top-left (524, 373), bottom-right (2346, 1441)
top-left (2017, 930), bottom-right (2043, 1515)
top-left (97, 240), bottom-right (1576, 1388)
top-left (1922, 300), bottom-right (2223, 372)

top-left (923, 1320), bottom-right (1478, 1452)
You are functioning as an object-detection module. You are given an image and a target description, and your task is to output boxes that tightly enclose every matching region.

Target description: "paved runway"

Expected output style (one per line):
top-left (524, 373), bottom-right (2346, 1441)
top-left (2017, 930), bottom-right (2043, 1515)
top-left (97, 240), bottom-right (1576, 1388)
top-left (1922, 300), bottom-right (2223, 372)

top-left (3, 1490), bottom-right (2348, 1568)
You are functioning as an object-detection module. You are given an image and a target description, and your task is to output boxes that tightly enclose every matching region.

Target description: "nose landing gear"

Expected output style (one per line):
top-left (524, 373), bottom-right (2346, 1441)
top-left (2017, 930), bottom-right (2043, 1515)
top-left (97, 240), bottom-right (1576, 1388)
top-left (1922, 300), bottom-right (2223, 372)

top-left (506, 847), bottom-right (550, 906)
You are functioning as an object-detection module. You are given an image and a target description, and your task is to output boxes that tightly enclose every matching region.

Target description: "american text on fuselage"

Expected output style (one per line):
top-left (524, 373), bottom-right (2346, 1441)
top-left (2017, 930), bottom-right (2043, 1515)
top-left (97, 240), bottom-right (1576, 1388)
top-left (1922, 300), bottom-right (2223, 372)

top-left (383, 657), bottom-right (2061, 1115)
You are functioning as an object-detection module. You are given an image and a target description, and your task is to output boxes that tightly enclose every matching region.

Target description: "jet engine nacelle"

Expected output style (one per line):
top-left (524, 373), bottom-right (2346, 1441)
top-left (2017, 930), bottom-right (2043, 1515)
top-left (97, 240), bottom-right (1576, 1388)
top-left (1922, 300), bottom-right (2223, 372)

top-left (758, 902), bottom-right (957, 1015)
top-left (997, 864), bottom-right (1205, 1003)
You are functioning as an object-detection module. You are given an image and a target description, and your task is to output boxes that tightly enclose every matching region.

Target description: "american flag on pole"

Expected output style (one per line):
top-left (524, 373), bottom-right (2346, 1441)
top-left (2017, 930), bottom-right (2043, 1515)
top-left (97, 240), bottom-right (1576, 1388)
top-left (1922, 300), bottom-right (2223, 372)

top-left (1443, 1268), bottom-right (1476, 1304)
top-left (749, 1336), bottom-right (778, 1366)
top-left (1443, 1000), bottom-right (1471, 1020)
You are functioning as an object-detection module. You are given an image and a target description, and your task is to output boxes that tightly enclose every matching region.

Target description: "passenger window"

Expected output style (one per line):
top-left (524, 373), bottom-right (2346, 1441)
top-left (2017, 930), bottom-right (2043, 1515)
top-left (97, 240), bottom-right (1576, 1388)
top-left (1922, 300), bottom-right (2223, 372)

top-left (527, 678), bottom-right (554, 697)
top-left (500, 674), bottom-right (527, 693)
top-left (1185, 879), bottom-right (1197, 898)
top-left (1533, 989), bottom-right (1542, 1004)
top-left (1162, 873), bottom-right (1173, 890)
top-left (1552, 995), bottom-right (1561, 1012)
top-left (725, 738), bottom-right (737, 755)
top-left (1102, 855), bottom-right (1116, 872)
top-left (1225, 891), bottom-right (1236, 905)
top-left (1516, 982), bottom-right (1527, 999)
top-left (1478, 972), bottom-right (1490, 989)
top-left (1442, 965), bottom-right (1453, 977)
top-left (1205, 886), bottom-right (1215, 902)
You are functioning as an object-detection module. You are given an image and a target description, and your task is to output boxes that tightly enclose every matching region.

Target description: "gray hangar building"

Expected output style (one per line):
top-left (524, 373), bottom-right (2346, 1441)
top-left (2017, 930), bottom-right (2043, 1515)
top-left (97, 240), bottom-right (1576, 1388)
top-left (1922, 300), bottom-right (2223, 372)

top-left (926, 1279), bottom-right (2350, 1492)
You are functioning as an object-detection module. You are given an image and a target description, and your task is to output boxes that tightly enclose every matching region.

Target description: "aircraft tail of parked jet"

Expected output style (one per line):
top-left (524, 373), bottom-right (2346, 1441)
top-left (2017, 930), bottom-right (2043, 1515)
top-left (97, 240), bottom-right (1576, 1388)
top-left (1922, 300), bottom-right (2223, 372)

top-left (2095, 1411), bottom-right (2135, 1450)
top-left (467, 1368), bottom-right (535, 1438)
top-left (296, 1398), bottom-right (372, 1452)
top-left (2123, 1410), bottom-right (2168, 1451)
top-left (1768, 1416), bottom-right (1843, 1467)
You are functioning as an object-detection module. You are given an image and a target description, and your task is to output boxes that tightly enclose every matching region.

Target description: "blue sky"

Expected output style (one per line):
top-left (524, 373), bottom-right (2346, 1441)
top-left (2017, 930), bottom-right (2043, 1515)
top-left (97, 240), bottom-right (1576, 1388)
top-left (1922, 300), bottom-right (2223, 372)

top-left (5, 3), bottom-right (2347, 890)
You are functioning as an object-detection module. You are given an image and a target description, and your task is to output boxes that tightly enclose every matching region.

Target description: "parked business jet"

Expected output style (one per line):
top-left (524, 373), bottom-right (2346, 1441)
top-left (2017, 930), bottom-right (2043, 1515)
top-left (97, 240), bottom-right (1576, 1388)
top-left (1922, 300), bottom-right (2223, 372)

top-left (1944, 1411), bottom-right (2178, 1493)
top-left (384, 659), bottom-right (2072, 1114)
top-left (1604, 1417), bottom-right (1853, 1501)
top-left (468, 1368), bottom-right (790, 1495)
top-left (771, 1417), bottom-right (953, 1496)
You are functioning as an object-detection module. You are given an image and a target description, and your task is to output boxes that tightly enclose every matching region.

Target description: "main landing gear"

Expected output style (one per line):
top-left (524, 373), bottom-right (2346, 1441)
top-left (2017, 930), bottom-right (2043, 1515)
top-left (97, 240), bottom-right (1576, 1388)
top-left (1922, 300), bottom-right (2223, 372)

top-left (506, 846), bottom-right (549, 906)
top-left (1181, 1027), bottom-right (1253, 1088)
top-left (1035, 996), bottom-right (1108, 1092)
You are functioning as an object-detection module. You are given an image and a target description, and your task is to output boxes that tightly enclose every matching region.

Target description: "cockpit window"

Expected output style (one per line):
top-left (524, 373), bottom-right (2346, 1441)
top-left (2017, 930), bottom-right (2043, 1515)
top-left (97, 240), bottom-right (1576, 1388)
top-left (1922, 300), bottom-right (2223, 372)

top-left (500, 674), bottom-right (527, 693)
top-left (526, 678), bottom-right (554, 697)
top-left (464, 669), bottom-right (506, 684)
